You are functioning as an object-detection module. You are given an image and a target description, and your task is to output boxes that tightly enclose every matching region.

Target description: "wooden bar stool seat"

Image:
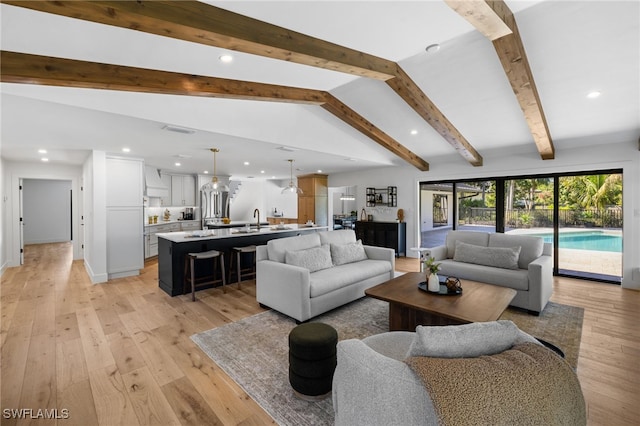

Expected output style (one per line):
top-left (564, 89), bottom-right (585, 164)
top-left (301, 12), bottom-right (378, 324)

top-left (228, 245), bottom-right (257, 289)
top-left (184, 250), bottom-right (226, 301)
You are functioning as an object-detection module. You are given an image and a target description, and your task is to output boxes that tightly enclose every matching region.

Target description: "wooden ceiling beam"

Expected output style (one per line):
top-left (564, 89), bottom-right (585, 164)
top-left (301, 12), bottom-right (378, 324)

top-left (4, 0), bottom-right (476, 167)
top-left (386, 66), bottom-right (483, 166)
top-left (1, 51), bottom-right (428, 170)
top-left (3, 0), bottom-right (397, 81)
top-left (444, 0), bottom-right (512, 41)
top-left (447, 0), bottom-right (555, 160)
top-left (0, 51), bottom-right (326, 104)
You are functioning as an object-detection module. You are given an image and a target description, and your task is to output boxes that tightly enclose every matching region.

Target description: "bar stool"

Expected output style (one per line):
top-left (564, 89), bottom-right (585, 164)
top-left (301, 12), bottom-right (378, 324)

top-left (184, 250), bottom-right (226, 301)
top-left (228, 245), bottom-right (257, 289)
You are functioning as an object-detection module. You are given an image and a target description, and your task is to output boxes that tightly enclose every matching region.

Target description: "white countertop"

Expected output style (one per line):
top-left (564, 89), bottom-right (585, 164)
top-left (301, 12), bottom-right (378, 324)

top-left (145, 220), bottom-right (199, 228)
top-left (157, 224), bottom-right (327, 243)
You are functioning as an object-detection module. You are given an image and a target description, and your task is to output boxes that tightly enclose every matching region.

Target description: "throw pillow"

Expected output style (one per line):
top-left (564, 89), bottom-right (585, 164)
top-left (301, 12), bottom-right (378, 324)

top-left (453, 240), bottom-right (521, 270)
top-left (330, 240), bottom-right (368, 266)
top-left (406, 320), bottom-right (520, 358)
top-left (285, 244), bottom-right (333, 273)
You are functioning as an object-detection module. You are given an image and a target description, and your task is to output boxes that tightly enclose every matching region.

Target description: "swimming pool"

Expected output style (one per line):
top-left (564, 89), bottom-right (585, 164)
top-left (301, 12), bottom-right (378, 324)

top-left (528, 231), bottom-right (622, 253)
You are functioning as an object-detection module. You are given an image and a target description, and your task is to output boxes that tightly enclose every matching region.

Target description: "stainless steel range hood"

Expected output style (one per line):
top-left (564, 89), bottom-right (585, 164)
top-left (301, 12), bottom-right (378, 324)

top-left (144, 165), bottom-right (169, 197)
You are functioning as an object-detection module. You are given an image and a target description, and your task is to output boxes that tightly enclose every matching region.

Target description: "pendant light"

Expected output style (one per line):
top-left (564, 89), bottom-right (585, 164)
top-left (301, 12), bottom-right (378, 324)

top-left (340, 187), bottom-right (355, 201)
top-left (201, 148), bottom-right (229, 193)
top-left (281, 159), bottom-right (303, 194)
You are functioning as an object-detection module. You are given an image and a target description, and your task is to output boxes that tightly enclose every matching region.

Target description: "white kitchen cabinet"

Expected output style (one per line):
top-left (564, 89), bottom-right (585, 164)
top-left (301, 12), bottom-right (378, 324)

top-left (106, 157), bottom-right (144, 278)
top-left (170, 174), bottom-right (196, 206)
top-left (180, 221), bottom-right (200, 231)
top-left (145, 222), bottom-right (182, 258)
top-left (106, 157), bottom-right (144, 207)
top-left (160, 173), bottom-right (172, 206)
top-left (107, 207), bottom-right (144, 277)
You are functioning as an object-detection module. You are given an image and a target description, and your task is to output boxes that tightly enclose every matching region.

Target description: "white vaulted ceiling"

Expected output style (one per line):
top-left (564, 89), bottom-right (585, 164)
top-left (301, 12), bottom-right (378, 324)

top-left (1, 1), bottom-right (638, 179)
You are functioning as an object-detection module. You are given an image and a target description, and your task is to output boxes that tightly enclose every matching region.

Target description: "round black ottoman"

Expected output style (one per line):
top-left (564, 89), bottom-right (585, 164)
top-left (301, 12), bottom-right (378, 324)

top-left (288, 322), bottom-right (338, 400)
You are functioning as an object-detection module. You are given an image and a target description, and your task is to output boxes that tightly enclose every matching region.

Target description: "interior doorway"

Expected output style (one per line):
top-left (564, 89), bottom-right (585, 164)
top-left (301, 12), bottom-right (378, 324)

top-left (21, 179), bottom-right (73, 263)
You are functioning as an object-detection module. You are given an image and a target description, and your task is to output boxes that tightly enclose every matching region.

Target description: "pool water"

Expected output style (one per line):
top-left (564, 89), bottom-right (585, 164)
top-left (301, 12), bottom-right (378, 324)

top-left (531, 231), bottom-right (622, 253)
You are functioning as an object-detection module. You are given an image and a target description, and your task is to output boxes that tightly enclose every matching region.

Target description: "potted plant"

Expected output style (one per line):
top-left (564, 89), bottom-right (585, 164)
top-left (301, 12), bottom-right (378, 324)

top-left (423, 256), bottom-right (441, 292)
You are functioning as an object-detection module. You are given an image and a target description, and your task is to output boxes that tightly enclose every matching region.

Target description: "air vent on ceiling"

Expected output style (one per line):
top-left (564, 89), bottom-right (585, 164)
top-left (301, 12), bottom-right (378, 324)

top-left (162, 125), bottom-right (196, 134)
top-left (276, 146), bottom-right (299, 152)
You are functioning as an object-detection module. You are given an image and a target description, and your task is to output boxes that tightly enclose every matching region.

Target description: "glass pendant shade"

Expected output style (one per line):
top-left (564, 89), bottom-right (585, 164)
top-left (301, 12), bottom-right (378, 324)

top-left (281, 159), bottom-right (303, 194)
top-left (201, 148), bottom-right (229, 193)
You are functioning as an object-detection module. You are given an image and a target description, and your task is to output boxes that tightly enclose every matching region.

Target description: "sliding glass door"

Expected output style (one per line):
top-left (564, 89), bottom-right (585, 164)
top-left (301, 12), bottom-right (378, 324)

top-left (557, 173), bottom-right (622, 280)
top-left (419, 170), bottom-right (622, 283)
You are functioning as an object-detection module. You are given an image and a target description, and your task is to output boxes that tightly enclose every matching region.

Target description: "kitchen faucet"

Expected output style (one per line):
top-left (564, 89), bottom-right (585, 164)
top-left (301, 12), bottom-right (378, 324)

top-left (253, 208), bottom-right (261, 229)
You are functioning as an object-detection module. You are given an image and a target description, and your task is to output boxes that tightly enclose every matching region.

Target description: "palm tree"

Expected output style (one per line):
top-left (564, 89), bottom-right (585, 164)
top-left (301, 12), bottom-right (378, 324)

top-left (561, 174), bottom-right (622, 209)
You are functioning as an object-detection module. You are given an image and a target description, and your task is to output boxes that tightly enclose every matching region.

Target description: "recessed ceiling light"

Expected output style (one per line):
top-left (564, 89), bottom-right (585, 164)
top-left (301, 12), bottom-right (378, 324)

top-left (122, 147), bottom-right (130, 153)
top-left (219, 54), bottom-right (233, 63)
top-left (425, 44), bottom-right (440, 53)
top-left (410, 129), bottom-right (418, 135)
top-left (38, 149), bottom-right (47, 154)
top-left (244, 161), bottom-right (250, 166)
top-left (175, 162), bottom-right (181, 167)
top-left (271, 176), bottom-right (276, 179)
top-left (317, 169), bottom-right (323, 173)
top-left (587, 91), bottom-right (601, 99)
top-left (41, 158), bottom-right (49, 162)
top-left (260, 170), bottom-right (265, 174)
top-left (203, 170), bottom-right (209, 174)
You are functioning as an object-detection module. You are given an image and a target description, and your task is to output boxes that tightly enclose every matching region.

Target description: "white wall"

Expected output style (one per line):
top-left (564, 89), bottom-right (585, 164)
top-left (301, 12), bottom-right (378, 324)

top-left (329, 139), bottom-right (640, 290)
top-left (264, 180), bottom-right (298, 219)
top-left (3, 160), bottom-right (83, 269)
top-left (83, 151), bottom-right (108, 283)
top-left (330, 186), bottom-right (358, 216)
top-left (0, 158), bottom-right (6, 275)
top-left (229, 180), bottom-right (267, 222)
top-left (22, 179), bottom-right (72, 244)
top-left (225, 179), bottom-right (300, 222)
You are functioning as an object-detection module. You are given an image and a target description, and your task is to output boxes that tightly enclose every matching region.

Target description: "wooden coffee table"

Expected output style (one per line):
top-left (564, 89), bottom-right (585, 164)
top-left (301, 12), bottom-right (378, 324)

top-left (365, 272), bottom-right (517, 331)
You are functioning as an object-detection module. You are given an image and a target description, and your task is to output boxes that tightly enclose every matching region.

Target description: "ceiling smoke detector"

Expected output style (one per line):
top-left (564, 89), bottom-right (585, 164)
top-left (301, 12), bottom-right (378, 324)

top-left (425, 44), bottom-right (441, 53)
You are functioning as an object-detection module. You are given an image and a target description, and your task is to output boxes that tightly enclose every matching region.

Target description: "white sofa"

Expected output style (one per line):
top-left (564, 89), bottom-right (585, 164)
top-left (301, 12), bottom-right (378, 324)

top-left (425, 230), bottom-right (553, 314)
top-left (256, 229), bottom-right (395, 322)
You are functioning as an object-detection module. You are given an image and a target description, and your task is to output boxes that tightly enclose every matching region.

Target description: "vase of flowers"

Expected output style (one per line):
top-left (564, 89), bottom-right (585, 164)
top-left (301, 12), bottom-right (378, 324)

top-left (424, 256), bottom-right (441, 292)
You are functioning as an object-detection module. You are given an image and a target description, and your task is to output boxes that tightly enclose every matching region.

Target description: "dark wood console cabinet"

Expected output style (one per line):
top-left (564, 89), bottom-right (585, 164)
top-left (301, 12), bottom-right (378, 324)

top-left (355, 221), bottom-right (406, 257)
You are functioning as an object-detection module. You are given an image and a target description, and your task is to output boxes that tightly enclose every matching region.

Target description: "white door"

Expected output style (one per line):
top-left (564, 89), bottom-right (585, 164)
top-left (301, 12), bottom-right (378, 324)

top-left (19, 179), bottom-right (24, 264)
top-left (79, 179), bottom-right (84, 257)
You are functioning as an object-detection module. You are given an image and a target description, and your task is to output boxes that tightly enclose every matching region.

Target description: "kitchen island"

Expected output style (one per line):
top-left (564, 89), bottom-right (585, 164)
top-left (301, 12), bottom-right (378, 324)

top-left (157, 224), bottom-right (327, 296)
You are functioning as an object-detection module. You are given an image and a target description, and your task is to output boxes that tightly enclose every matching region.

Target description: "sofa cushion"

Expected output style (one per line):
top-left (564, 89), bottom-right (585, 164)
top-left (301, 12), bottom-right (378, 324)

top-left (309, 259), bottom-right (392, 298)
top-left (285, 244), bottom-right (333, 273)
top-left (453, 241), bottom-right (521, 270)
top-left (438, 259), bottom-right (530, 291)
top-left (267, 232), bottom-right (321, 263)
top-left (445, 230), bottom-right (489, 259)
top-left (318, 229), bottom-right (357, 246)
top-left (489, 233), bottom-right (544, 269)
top-left (331, 240), bottom-right (368, 266)
top-left (406, 320), bottom-right (520, 358)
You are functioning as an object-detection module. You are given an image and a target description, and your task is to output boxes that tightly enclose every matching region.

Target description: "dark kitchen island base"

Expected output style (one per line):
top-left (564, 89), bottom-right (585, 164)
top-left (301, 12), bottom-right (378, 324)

top-left (158, 226), bottom-right (323, 297)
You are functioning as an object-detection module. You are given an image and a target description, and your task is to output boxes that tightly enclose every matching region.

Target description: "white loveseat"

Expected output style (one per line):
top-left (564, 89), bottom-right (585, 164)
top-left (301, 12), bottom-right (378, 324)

top-left (256, 229), bottom-right (395, 322)
top-left (425, 230), bottom-right (553, 314)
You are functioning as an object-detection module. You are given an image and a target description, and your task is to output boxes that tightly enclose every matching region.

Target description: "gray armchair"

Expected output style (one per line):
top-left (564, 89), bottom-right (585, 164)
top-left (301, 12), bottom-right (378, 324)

top-left (332, 322), bottom-right (586, 426)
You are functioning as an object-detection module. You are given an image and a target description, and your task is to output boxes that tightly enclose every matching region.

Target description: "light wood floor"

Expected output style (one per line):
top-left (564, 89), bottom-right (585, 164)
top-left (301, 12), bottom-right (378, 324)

top-left (1, 242), bottom-right (639, 425)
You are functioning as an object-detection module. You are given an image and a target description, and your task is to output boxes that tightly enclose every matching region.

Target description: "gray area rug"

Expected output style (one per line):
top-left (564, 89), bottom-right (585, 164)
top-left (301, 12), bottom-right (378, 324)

top-left (191, 298), bottom-right (583, 426)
